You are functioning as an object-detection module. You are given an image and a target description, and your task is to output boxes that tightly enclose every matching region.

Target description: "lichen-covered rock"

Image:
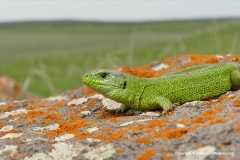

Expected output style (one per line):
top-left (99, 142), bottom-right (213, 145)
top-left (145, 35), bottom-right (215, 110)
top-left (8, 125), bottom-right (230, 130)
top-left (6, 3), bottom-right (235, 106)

top-left (0, 76), bottom-right (21, 102)
top-left (0, 54), bottom-right (240, 160)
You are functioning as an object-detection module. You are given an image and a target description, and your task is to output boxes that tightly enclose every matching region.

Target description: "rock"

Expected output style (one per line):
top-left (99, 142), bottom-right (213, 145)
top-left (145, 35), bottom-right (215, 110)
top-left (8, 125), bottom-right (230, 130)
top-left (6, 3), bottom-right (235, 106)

top-left (0, 54), bottom-right (240, 160)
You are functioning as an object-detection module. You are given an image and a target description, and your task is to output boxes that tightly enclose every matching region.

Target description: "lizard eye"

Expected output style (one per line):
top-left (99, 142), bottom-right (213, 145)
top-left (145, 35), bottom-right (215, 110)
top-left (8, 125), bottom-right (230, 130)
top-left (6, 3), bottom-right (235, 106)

top-left (99, 72), bottom-right (108, 78)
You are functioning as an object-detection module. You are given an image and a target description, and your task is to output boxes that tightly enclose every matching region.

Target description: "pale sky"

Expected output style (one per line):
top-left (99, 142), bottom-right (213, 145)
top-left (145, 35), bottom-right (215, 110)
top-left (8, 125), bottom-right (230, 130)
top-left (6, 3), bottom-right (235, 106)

top-left (0, 0), bottom-right (240, 22)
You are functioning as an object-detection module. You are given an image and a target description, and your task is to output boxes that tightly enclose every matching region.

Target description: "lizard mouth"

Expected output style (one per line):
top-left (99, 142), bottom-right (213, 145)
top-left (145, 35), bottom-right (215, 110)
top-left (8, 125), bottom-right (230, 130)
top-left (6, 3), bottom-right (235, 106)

top-left (82, 75), bottom-right (121, 89)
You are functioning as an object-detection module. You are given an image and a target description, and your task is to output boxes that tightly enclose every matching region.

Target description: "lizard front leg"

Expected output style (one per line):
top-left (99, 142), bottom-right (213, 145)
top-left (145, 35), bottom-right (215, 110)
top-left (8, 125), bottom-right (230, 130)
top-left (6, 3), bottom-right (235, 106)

top-left (118, 104), bottom-right (130, 113)
top-left (155, 96), bottom-right (174, 115)
top-left (139, 96), bottom-right (174, 114)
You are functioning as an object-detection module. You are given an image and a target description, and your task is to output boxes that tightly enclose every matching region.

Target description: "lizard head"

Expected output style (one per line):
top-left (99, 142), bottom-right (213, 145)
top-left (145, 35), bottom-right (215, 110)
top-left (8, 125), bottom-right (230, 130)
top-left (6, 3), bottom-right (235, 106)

top-left (82, 69), bottom-right (128, 99)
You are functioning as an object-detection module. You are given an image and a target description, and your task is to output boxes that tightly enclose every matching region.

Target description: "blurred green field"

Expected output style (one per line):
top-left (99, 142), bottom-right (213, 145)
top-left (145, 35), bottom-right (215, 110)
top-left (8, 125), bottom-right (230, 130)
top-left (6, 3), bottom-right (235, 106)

top-left (0, 19), bottom-right (240, 97)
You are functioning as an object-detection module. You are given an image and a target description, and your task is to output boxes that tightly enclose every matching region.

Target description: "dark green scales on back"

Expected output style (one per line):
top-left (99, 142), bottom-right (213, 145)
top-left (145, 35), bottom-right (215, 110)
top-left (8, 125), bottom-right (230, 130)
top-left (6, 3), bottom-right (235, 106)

top-left (82, 63), bottom-right (240, 114)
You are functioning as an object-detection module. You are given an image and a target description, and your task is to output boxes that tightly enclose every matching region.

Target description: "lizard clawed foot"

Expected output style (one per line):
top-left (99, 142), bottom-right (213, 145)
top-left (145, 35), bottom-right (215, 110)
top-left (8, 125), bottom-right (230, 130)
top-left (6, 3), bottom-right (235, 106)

top-left (161, 104), bottom-right (178, 115)
top-left (114, 104), bottom-right (129, 114)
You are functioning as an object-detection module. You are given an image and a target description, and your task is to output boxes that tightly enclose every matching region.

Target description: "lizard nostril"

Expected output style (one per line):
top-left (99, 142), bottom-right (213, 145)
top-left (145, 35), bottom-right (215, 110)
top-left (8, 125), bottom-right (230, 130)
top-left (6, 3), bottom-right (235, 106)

top-left (82, 74), bottom-right (88, 82)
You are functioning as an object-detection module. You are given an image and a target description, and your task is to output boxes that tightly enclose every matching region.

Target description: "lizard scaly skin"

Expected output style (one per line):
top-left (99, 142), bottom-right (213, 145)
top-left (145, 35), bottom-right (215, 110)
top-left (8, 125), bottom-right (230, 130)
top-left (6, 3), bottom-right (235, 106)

top-left (82, 63), bottom-right (240, 113)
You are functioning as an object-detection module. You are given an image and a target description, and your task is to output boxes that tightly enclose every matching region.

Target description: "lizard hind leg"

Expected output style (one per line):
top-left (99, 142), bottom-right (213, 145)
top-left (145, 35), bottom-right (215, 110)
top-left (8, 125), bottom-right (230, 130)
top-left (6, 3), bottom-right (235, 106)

top-left (231, 70), bottom-right (240, 89)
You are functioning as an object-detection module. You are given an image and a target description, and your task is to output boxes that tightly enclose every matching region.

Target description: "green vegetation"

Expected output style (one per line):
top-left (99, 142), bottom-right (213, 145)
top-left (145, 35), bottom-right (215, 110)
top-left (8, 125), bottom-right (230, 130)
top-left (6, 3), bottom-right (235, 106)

top-left (0, 19), bottom-right (240, 97)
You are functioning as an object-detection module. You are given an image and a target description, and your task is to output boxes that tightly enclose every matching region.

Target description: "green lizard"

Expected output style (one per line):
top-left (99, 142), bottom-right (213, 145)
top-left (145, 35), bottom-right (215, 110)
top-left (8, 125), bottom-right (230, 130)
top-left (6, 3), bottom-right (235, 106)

top-left (82, 62), bottom-right (240, 114)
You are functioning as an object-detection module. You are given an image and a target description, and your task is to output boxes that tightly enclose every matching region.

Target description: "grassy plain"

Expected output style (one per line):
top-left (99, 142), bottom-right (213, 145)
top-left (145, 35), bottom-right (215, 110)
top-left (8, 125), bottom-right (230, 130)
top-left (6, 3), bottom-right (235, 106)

top-left (0, 19), bottom-right (239, 97)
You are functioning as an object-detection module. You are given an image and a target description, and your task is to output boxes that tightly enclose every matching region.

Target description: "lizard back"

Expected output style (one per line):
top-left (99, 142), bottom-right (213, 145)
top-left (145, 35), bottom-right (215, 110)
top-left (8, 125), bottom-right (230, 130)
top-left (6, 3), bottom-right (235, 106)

top-left (141, 63), bottom-right (238, 104)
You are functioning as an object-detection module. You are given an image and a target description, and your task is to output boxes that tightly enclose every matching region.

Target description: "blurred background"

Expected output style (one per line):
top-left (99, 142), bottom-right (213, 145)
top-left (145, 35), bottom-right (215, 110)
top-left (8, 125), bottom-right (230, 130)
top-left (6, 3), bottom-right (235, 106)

top-left (0, 1), bottom-right (240, 98)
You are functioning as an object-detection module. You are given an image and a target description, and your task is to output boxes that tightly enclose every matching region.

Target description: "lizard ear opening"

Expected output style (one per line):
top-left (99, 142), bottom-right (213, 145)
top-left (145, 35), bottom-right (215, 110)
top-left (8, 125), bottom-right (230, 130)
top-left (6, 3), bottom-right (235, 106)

top-left (123, 81), bottom-right (127, 89)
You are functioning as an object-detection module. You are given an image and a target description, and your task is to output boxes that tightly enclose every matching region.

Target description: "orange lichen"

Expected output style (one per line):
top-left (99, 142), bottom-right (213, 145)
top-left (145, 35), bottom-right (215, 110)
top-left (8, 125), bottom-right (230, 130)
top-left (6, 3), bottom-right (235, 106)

top-left (84, 86), bottom-right (98, 96)
top-left (84, 99), bottom-right (97, 108)
top-left (234, 124), bottom-right (240, 133)
top-left (144, 129), bottom-right (154, 134)
top-left (156, 107), bottom-right (228, 139)
top-left (134, 137), bottom-right (153, 144)
top-left (106, 130), bottom-right (128, 141)
top-left (131, 128), bottom-right (141, 134)
top-left (137, 148), bottom-right (156, 160)
top-left (190, 117), bottom-right (206, 124)
top-left (73, 132), bottom-right (90, 140)
top-left (13, 100), bottom-right (73, 129)
top-left (47, 101), bottom-right (65, 111)
top-left (0, 123), bottom-right (5, 128)
top-left (93, 134), bottom-right (106, 139)
top-left (105, 115), bottom-right (123, 123)
top-left (116, 149), bottom-right (124, 153)
top-left (98, 107), bottom-right (108, 117)
top-left (40, 113), bottom-right (62, 125)
top-left (0, 130), bottom-right (23, 137)
top-left (161, 151), bottom-right (172, 160)
top-left (0, 105), bottom-right (18, 114)
top-left (154, 126), bottom-right (197, 139)
top-left (207, 117), bottom-right (227, 125)
top-left (44, 118), bottom-right (88, 137)
top-left (24, 100), bottom-right (47, 110)
top-left (73, 108), bottom-right (87, 115)
top-left (168, 54), bottom-right (240, 72)
top-left (188, 54), bottom-right (220, 65)
top-left (231, 55), bottom-right (240, 62)
top-left (202, 107), bottom-right (223, 117)
top-left (218, 94), bottom-right (236, 105)
top-left (13, 110), bottom-right (45, 126)
top-left (32, 102), bottom-right (90, 138)
top-left (196, 144), bottom-right (205, 148)
top-left (232, 98), bottom-right (240, 107)
top-left (178, 107), bottom-right (224, 126)
top-left (45, 110), bottom-right (90, 140)
top-left (101, 128), bottom-right (112, 132)
top-left (121, 65), bottom-right (167, 78)
top-left (146, 118), bottom-right (169, 128)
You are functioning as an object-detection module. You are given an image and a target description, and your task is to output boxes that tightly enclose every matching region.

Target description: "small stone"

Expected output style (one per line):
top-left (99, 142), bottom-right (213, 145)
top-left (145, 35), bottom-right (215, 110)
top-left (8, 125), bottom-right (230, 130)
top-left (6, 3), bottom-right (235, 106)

top-left (120, 121), bottom-right (134, 127)
top-left (227, 94), bottom-right (235, 98)
top-left (0, 145), bottom-right (18, 158)
top-left (102, 98), bottom-right (121, 110)
top-left (55, 134), bottom-right (75, 142)
top-left (152, 63), bottom-right (169, 71)
top-left (88, 94), bottom-right (104, 99)
top-left (86, 138), bottom-right (101, 143)
top-left (0, 102), bottom-right (6, 106)
top-left (140, 111), bottom-right (160, 117)
top-left (86, 127), bottom-right (99, 133)
top-left (47, 96), bottom-right (67, 101)
top-left (0, 133), bottom-right (23, 139)
top-left (0, 125), bottom-right (14, 132)
top-left (184, 101), bottom-right (201, 106)
top-left (215, 55), bottom-right (224, 59)
top-left (137, 119), bottom-right (152, 123)
top-left (0, 108), bottom-right (28, 120)
top-left (176, 124), bottom-right (186, 128)
top-left (79, 111), bottom-right (91, 118)
top-left (67, 98), bottom-right (88, 105)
